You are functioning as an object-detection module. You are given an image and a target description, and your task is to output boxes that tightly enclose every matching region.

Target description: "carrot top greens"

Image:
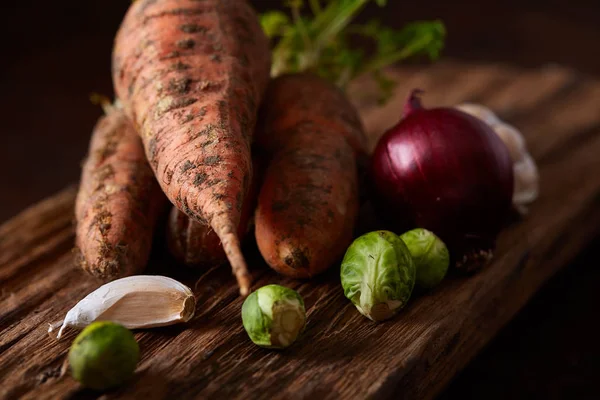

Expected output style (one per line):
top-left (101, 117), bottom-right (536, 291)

top-left (261, 0), bottom-right (445, 101)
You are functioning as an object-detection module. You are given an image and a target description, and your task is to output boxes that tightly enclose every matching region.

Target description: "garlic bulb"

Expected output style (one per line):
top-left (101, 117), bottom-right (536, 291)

top-left (455, 103), bottom-right (501, 127)
top-left (455, 103), bottom-right (539, 213)
top-left (513, 154), bottom-right (539, 210)
top-left (493, 122), bottom-right (527, 163)
top-left (50, 275), bottom-right (195, 339)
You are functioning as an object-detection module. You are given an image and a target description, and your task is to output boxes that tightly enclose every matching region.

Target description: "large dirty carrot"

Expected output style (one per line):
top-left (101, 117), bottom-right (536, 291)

top-left (167, 156), bottom-right (263, 268)
top-left (254, 74), bottom-right (367, 278)
top-left (75, 104), bottom-right (167, 281)
top-left (112, 0), bottom-right (271, 295)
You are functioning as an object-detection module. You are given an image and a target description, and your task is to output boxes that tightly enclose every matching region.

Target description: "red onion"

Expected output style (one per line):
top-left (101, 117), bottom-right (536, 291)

top-left (369, 90), bottom-right (514, 272)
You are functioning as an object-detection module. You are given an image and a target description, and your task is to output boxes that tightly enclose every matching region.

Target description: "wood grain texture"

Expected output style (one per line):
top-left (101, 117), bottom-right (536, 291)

top-left (1, 61), bottom-right (600, 400)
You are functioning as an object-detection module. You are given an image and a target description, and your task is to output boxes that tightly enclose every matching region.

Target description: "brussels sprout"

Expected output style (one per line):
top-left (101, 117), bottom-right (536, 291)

top-left (340, 230), bottom-right (415, 322)
top-left (69, 321), bottom-right (139, 390)
top-left (241, 284), bottom-right (306, 349)
top-left (400, 228), bottom-right (449, 290)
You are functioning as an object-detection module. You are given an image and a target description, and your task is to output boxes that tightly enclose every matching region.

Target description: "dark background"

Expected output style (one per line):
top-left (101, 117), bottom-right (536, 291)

top-left (1, 1), bottom-right (598, 398)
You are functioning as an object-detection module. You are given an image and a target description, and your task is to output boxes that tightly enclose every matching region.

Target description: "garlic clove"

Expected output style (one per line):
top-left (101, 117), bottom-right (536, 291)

top-left (455, 103), bottom-right (501, 127)
top-left (52, 275), bottom-right (196, 339)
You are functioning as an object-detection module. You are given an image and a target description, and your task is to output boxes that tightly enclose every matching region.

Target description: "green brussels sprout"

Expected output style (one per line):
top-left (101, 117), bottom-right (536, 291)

top-left (340, 230), bottom-right (415, 322)
top-left (241, 284), bottom-right (306, 349)
top-left (69, 321), bottom-right (139, 390)
top-left (400, 228), bottom-right (449, 290)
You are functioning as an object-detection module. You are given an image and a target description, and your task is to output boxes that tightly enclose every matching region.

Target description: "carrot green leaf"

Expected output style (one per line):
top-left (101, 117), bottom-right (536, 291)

top-left (261, 0), bottom-right (445, 101)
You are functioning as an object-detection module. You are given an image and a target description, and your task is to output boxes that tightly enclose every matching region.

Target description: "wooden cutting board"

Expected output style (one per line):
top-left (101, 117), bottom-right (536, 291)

top-left (2, 61), bottom-right (600, 400)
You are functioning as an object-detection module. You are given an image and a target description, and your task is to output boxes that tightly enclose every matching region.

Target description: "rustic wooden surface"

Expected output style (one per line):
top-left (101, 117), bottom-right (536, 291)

top-left (1, 61), bottom-right (600, 400)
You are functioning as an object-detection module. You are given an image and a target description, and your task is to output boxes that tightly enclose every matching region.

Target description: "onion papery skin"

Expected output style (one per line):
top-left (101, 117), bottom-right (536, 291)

top-left (369, 92), bottom-right (514, 272)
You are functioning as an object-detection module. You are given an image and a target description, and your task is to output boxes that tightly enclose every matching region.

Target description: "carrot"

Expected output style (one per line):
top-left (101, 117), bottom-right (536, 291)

top-left (75, 104), bottom-right (167, 281)
top-left (254, 74), bottom-right (367, 278)
top-left (167, 156), bottom-right (262, 267)
top-left (112, 0), bottom-right (271, 295)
